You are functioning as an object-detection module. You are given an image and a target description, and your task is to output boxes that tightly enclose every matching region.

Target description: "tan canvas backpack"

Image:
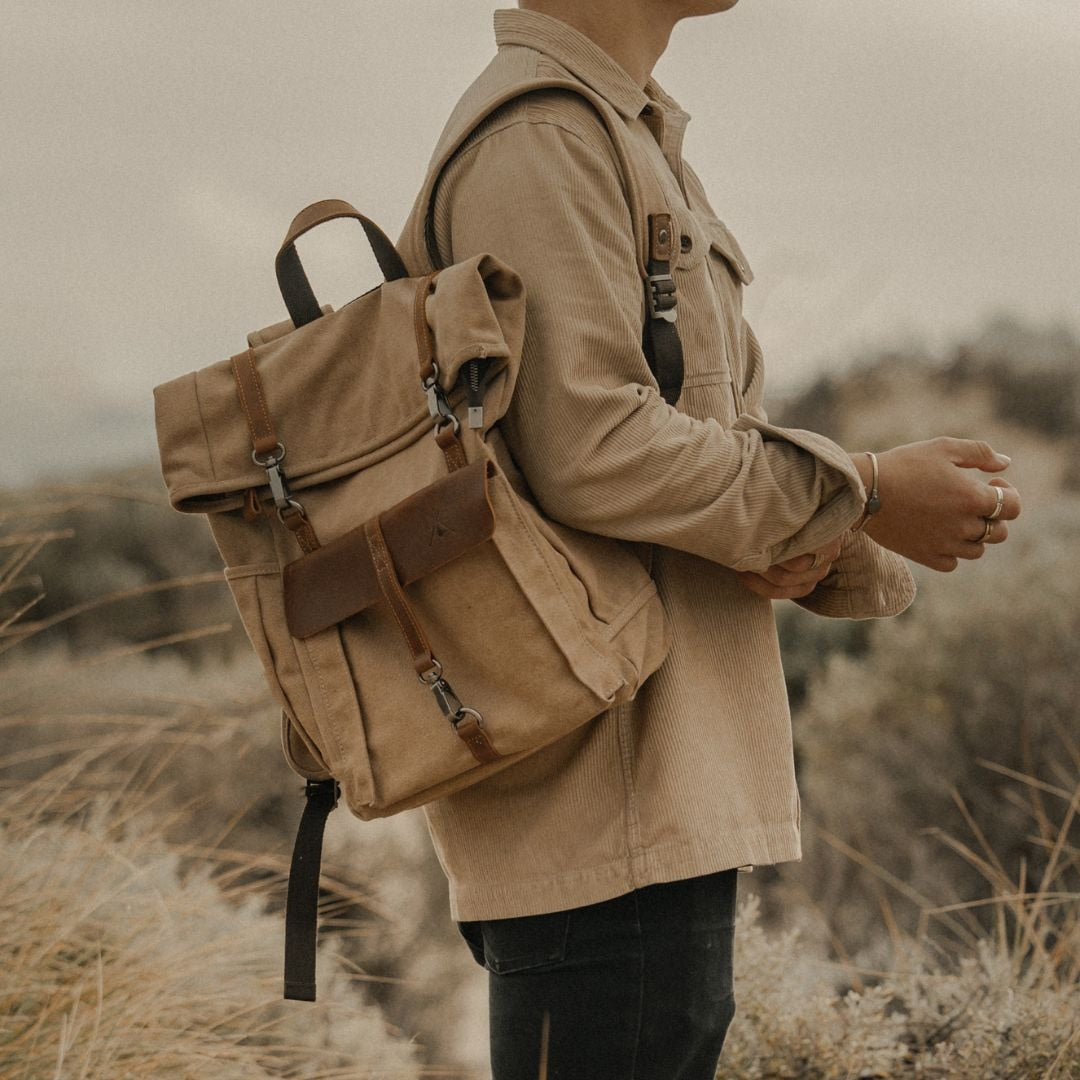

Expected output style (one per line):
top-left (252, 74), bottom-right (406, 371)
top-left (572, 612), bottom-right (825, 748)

top-left (154, 77), bottom-right (684, 1000)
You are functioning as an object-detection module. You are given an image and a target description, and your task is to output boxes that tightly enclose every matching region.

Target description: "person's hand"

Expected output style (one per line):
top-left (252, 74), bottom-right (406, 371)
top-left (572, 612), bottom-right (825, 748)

top-left (855, 438), bottom-right (1021, 571)
top-left (736, 536), bottom-right (844, 600)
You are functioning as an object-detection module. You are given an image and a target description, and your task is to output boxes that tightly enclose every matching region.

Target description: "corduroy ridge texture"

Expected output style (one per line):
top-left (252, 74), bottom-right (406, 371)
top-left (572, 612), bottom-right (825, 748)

top-left (394, 9), bottom-right (916, 920)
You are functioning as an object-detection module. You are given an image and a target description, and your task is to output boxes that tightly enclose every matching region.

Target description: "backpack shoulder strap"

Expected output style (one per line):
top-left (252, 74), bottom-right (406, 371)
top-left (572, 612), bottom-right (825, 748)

top-left (410, 75), bottom-right (684, 404)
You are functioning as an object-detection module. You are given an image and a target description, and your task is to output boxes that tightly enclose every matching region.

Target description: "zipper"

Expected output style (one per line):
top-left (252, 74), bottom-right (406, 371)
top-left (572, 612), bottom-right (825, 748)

top-left (464, 355), bottom-right (486, 429)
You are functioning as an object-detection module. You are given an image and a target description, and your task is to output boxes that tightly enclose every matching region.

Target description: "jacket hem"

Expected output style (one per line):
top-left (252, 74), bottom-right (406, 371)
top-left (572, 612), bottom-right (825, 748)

top-left (445, 820), bottom-right (802, 921)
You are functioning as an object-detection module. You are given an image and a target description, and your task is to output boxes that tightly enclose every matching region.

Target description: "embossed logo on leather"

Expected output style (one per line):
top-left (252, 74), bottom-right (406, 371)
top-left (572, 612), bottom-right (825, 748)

top-left (429, 512), bottom-right (457, 546)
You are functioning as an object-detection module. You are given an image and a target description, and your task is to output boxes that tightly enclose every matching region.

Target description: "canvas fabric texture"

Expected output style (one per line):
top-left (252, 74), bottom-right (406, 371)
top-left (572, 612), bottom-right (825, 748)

top-left (154, 224), bottom-right (672, 819)
top-left (395, 9), bottom-right (916, 920)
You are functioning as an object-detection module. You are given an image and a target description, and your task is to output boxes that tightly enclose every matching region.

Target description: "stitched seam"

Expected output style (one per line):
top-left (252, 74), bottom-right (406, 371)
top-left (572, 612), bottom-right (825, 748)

top-left (191, 371), bottom-right (218, 480)
top-left (245, 349), bottom-right (275, 443)
top-left (494, 473), bottom-right (621, 686)
top-left (230, 355), bottom-right (259, 448)
top-left (367, 521), bottom-right (424, 659)
top-left (449, 114), bottom-right (621, 183)
top-left (303, 636), bottom-right (347, 765)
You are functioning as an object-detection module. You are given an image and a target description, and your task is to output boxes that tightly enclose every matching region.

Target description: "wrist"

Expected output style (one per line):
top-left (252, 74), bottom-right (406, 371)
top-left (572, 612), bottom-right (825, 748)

top-left (851, 451), bottom-right (881, 532)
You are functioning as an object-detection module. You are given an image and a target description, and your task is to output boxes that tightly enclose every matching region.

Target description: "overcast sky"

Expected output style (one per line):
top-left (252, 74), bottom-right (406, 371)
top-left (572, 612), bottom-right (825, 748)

top-left (2, 0), bottom-right (1078, 484)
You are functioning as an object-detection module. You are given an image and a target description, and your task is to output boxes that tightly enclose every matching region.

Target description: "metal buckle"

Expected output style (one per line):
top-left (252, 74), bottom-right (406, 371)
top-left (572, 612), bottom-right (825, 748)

top-left (417, 658), bottom-right (483, 728)
top-left (422, 361), bottom-right (462, 436)
top-left (646, 273), bottom-right (678, 323)
top-left (251, 442), bottom-right (303, 513)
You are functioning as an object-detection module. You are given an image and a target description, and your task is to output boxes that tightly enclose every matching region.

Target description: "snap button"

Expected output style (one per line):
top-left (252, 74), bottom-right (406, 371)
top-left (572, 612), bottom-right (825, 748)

top-left (680, 234), bottom-right (693, 254)
top-left (658, 228), bottom-right (669, 246)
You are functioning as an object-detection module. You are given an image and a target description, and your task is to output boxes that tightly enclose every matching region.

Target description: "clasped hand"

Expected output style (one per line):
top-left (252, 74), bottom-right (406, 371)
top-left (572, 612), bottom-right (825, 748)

top-left (737, 437), bottom-right (1022, 600)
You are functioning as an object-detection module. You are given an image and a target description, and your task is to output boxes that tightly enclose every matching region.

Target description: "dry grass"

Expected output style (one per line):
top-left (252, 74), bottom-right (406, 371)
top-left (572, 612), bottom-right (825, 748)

top-left (4, 454), bottom-right (1079, 1077)
top-left (724, 759), bottom-right (1080, 1079)
top-left (0, 526), bottom-right (424, 1079)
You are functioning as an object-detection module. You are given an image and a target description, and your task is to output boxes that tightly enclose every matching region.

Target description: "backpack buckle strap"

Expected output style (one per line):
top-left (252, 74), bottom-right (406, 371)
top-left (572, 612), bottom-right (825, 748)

top-left (283, 777), bottom-right (340, 1001)
top-left (419, 661), bottom-right (499, 765)
top-left (643, 214), bottom-right (684, 405)
top-left (231, 347), bottom-right (280, 458)
top-left (232, 348), bottom-right (321, 552)
top-left (646, 272), bottom-right (677, 322)
top-left (364, 515), bottom-right (499, 765)
top-left (645, 213), bottom-right (678, 323)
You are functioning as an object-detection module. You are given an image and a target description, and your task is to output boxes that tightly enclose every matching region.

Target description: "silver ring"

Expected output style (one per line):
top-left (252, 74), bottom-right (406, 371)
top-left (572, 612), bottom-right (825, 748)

top-left (987, 486), bottom-right (1005, 521)
top-left (978, 518), bottom-right (994, 543)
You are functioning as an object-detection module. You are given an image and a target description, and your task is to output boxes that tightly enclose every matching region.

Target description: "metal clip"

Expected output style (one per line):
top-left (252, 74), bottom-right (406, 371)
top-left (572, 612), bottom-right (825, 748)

top-left (428, 676), bottom-right (464, 721)
top-left (265, 460), bottom-right (290, 510)
top-left (422, 361), bottom-right (461, 436)
top-left (417, 659), bottom-right (482, 728)
top-left (646, 273), bottom-right (678, 323)
top-left (252, 443), bottom-right (306, 517)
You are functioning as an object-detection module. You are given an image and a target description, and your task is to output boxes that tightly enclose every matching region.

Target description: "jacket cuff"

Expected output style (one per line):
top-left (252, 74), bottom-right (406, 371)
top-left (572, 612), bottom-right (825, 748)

top-left (728, 417), bottom-right (867, 572)
top-left (793, 529), bottom-right (916, 620)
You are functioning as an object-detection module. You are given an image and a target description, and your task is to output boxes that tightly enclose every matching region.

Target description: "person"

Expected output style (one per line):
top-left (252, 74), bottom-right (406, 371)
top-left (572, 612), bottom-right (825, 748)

top-left (396, 3), bottom-right (1021, 1077)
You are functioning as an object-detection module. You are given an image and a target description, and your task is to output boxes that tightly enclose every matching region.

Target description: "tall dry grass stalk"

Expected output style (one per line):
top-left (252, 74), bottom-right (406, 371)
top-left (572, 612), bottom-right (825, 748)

top-left (0, 526), bottom-right (424, 1079)
top-left (723, 755), bottom-right (1080, 1079)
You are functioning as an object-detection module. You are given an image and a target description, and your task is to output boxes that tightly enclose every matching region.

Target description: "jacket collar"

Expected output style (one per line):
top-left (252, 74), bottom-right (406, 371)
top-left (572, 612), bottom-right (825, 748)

top-left (494, 9), bottom-right (652, 121)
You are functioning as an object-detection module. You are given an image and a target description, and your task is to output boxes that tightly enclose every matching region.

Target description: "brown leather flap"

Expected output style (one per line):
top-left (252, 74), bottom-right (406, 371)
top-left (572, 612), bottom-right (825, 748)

top-left (283, 458), bottom-right (495, 639)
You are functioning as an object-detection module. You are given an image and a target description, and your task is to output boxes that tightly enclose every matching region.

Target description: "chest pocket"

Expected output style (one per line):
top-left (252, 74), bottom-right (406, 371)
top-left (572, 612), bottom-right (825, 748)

top-left (669, 212), bottom-right (753, 423)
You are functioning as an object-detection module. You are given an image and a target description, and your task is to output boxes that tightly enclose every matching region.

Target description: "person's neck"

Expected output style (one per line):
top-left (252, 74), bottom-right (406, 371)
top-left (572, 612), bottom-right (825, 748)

top-left (518, 1), bottom-right (676, 88)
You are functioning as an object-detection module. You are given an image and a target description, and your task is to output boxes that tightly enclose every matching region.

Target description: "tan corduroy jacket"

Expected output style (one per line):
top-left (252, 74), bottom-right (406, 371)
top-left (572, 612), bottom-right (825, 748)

top-left (397, 9), bottom-right (915, 921)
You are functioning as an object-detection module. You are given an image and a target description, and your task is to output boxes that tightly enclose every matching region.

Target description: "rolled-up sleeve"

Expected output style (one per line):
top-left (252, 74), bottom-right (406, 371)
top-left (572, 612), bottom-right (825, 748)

top-left (434, 107), bottom-right (865, 573)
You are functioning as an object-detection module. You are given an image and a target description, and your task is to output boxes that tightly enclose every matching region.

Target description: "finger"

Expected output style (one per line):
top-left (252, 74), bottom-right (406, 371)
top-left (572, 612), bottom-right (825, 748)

top-left (942, 437), bottom-right (1011, 472)
top-left (775, 553), bottom-right (815, 573)
top-left (758, 565), bottom-right (831, 589)
top-left (960, 517), bottom-right (1008, 547)
top-left (736, 572), bottom-right (787, 599)
top-left (736, 572), bottom-right (818, 600)
top-left (925, 554), bottom-right (959, 573)
top-left (956, 541), bottom-right (986, 561)
top-left (986, 477), bottom-right (1022, 520)
top-left (780, 539), bottom-right (842, 573)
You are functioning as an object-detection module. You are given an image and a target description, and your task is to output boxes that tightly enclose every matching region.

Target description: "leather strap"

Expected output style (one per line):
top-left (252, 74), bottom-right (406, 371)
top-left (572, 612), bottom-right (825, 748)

top-left (413, 76), bottom-right (686, 404)
top-left (283, 778), bottom-right (339, 1001)
top-left (364, 515), bottom-right (438, 677)
top-left (230, 348), bottom-right (279, 458)
top-left (231, 348), bottom-right (321, 554)
top-left (281, 505), bottom-right (321, 554)
top-left (416, 272), bottom-right (469, 472)
top-left (643, 213), bottom-right (684, 406)
top-left (276, 199), bottom-right (410, 328)
top-left (435, 423), bottom-right (468, 472)
top-left (362, 513), bottom-right (501, 765)
top-left (414, 272), bottom-right (440, 383)
top-left (454, 713), bottom-right (501, 765)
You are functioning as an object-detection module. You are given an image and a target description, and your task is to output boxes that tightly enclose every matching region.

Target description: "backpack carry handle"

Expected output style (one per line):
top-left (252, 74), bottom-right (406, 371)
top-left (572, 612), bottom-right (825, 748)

top-left (276, 199), bottom-right (410, 329)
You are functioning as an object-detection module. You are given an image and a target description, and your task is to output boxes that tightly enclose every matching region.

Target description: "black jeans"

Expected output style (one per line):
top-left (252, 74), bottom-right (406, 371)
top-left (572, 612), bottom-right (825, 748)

top-left (457, 869), bottom-right (737, 1080)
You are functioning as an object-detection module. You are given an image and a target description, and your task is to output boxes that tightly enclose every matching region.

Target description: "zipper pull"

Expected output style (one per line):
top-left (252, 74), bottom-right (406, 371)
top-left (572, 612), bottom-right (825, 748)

top-left (465, 357), bottom-right (484, 429)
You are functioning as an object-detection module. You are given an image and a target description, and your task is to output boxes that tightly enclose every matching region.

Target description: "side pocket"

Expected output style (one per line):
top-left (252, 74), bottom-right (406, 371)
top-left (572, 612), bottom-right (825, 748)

top-left (477, 910), bottom-right (571, 975)
top-left (225, 563), bottom-right (373, 801)
top-left (225, 564), bottom-right (327, 774)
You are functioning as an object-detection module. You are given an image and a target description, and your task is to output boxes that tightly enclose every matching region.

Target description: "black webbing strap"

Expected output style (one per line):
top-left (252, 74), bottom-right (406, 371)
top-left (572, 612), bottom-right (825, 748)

top-left (283, 778), bottom-right (340, 1001)
top-left (642, 213), bottom-right (684, 405)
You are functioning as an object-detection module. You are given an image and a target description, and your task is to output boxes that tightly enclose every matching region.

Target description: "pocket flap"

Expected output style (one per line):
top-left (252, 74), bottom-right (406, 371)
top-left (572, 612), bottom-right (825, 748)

top-left (705, 218), bottom-right (754, 285)
top-left (283, 458), bottom-right (495, 638)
